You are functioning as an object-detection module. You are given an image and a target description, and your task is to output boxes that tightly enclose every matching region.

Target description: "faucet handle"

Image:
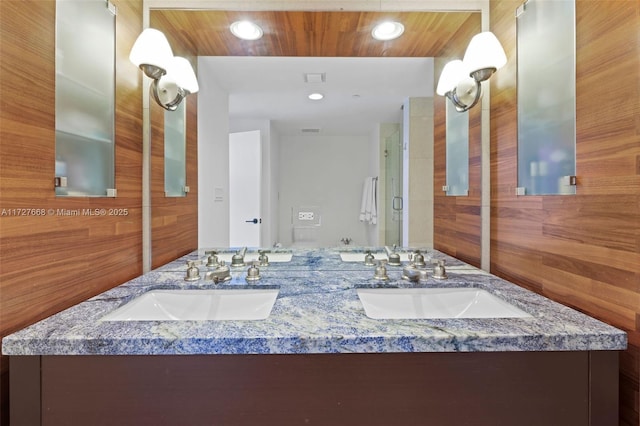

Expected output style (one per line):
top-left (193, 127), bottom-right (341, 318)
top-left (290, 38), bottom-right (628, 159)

top-left (205, 251), bottom-right (220, 267)
top-left (184, 261), bottom-right (201, 282)
top-left (246, 261), bottom-right (261, 282)
top-left (374, 260), bottom-right (389, 280)
top-left (258, 250), bottom-right (270, 266)
top-left (432, 259), bottom-right (447, 280)
top-left (364, 250), bottom-right (376, 266)
top-left (412, 250), bottom-right (426, 267)
top-left (231, 249), bottom-right (246, 267)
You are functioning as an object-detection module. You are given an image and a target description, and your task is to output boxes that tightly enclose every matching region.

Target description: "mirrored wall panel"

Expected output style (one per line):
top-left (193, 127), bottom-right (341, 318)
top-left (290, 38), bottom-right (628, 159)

top-left (164, 101), bottom-right (187, 197)
top-left (517, 0), bottom-right (576, 195)
top-left (445, 101), bottom-right (469, 196)
top-left (55, 0), bottom-right (116, 196)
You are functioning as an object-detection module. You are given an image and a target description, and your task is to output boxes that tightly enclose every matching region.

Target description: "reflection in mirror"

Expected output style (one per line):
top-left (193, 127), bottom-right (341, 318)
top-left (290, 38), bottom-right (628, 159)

top-left (383, 124), bottom-right (403, 246)
top-left (55, 0), bottom-right (115, 197)
top-left (150, 9), bottom-right (482, 248)
top-left (445, 100), bottom-right (469, 196)
top-left (517, 0), bottom-right (576, 195)
top-left (164, 101), bottom-right (187, 197)
top-left (204, 57), bottom-right (430, 247)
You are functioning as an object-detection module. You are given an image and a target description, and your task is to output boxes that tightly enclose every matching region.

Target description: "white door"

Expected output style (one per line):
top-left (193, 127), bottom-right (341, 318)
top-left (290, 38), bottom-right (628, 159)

top-left (229, 130), bottom-right (261, 247)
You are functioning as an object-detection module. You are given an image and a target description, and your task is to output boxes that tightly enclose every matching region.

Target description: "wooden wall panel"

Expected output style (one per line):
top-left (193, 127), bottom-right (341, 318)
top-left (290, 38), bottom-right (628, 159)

top-left (433, 14), bottom-right (482, 268)
top-left (0, 1), bottom-right (144, 423)
top-left (489, 1), bottom-right (640, 424)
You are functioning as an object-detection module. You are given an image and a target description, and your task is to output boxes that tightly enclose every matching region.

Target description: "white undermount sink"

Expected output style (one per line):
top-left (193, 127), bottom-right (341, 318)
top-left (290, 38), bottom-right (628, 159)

top-left (339, 252), bottom-right (412, 262)
top-left (340, 252), bottom-right (386, 262)
top-left (101, 289), bottom-right (279, 321)
top-left (356, 287), bottom-right (531, 319)
top-left (217, 252), bottom-right (293, 263)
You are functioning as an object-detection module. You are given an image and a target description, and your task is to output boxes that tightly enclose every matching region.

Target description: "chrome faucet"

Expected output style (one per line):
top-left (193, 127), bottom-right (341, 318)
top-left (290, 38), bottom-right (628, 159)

top-left (205, 261), bottom-right (232, 284)
top-left (231, 247), bottom-right (247, 267)
top-left (402, 264), bottom-right (428, 282)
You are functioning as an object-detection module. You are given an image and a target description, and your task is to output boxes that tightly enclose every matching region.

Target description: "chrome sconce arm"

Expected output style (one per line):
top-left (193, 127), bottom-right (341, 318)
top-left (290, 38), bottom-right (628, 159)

top-left (444, 77), bottom-right (482, 112)
top-left (150, 78), bottom-right (194, 112)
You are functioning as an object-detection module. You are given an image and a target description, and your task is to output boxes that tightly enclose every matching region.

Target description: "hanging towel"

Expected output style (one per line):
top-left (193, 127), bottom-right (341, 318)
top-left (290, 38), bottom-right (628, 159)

top-left (359, 177), bottom-right (371, 222)
top-left (359, 177), bottom-right (377, 225)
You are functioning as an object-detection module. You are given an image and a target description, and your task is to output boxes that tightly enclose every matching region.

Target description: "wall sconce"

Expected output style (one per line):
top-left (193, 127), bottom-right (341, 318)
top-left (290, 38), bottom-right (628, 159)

top-left (436, 31), bottom-right (507, 112)
top-left (129, 28), bottom-right (199, 111)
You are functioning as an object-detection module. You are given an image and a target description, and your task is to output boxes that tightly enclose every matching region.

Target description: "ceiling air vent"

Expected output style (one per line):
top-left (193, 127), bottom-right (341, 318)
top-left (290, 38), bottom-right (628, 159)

top-left (301, 128), bottom-right (321, 134)
top-left (304, 73), bottom-right (326, 83)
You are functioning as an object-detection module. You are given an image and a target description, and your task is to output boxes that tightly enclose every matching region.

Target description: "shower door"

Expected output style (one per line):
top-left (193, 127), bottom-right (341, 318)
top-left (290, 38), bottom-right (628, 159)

top-left (384, 128), bottom-right (403, 246)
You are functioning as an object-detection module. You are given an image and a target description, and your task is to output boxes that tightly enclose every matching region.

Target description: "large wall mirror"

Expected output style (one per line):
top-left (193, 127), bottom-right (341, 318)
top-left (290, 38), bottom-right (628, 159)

top-left (150, 7), bottom-right (482, 247)
top-left (55, 0), bottom-right (116, 197)
top-left (517, 0), bottom-right (576, 195)
top-left (164, 102), bottom-right (187, 197)
top-left (445, 101), bottom-right (469, 196)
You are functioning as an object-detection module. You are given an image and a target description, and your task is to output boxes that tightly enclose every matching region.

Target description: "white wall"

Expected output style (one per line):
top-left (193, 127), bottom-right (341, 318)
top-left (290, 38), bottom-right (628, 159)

top-left (278, 133), bottom-right (371, 247)
top-left (269, 125), bottom-right (280, 247)
top-left (197, 59), bottom-right (230, 248)
top-left (403, 97), bottom-right (434, 247)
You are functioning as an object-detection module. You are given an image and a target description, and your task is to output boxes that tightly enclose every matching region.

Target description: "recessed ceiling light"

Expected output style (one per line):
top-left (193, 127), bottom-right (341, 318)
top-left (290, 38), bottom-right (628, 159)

top-left (230, 20), bottom-right (263, 40)
top-left (308, 93), bottom-right (324, 101)
top-left (371, 21), bottom-right (404, 41)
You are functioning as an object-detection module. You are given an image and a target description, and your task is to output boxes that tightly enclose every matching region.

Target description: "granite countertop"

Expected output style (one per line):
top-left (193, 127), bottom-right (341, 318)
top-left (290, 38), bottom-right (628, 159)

top-left (2, 248), bottom-right (627, 356)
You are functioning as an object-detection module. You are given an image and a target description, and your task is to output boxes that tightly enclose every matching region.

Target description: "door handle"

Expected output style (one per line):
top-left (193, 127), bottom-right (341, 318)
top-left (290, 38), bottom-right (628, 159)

top-left (245, 218), bottom-right (261, 224)
top-left (392, 196), bottom-right (403, 211)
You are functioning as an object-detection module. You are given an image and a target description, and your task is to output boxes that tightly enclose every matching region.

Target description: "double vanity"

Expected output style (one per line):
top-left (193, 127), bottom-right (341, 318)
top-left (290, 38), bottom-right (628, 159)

top-left (4, 248), bottom-right (627, 425)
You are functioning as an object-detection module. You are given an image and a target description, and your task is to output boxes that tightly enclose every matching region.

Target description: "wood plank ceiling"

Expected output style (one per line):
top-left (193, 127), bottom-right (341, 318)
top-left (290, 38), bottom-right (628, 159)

top-left (151, 10), bottom-right (478, 57)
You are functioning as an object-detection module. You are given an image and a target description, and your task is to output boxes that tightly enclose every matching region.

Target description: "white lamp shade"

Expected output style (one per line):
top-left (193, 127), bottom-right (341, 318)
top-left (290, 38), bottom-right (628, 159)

top-left (462, 31), bottom-right (507, 75)
top-left (129, 28), bottom-right (173, 69)
top-left (166, 56), bottom-right (199, 94)
top-left (436, 60), bottom-right (467, 96)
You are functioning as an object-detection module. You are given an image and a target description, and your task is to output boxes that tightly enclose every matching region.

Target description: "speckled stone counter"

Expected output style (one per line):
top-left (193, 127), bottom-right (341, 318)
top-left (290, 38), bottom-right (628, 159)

top-left (2, 248), bottom-right (626, 356)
